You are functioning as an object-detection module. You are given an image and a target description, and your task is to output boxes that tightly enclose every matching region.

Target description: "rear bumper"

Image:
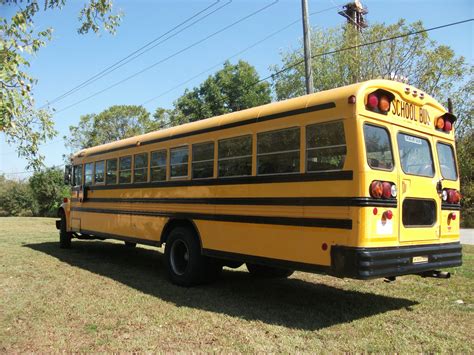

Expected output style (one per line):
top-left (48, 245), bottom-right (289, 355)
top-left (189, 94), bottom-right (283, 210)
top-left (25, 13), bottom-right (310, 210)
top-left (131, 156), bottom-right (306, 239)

top-left (331, 242), bottom-right (462, 279)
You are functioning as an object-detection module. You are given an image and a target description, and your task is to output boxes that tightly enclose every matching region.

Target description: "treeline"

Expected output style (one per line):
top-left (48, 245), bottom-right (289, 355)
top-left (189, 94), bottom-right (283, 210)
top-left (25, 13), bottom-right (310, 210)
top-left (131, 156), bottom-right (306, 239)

top-left (0, 168), bottom-right (68, 217)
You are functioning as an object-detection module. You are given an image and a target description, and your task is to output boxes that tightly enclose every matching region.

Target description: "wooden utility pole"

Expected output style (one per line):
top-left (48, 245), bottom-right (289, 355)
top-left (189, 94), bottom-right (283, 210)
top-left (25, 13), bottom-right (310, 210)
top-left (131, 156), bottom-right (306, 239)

top-left (301, 0), bottom-right (314, 94)
top-left (338, 1), bottom-right (368, 83)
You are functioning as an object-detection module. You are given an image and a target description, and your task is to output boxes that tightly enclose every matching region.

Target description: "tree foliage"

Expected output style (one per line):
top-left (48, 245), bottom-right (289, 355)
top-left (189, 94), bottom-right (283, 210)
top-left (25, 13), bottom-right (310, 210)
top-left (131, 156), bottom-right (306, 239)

top-left (0, 0), bottom-right (121, 169)
top-left (0, 175), bottom-right (35, 216)
top-left (154, 60), bottom-right (271, 127)
top-left (66, 105), bottom-right (158, 151)
top-left (272, 20), bottom-right (467, 103)
top-left (0, 167), bottom-right (69, 217)
top-left (29, 167), bottom-right (70, 217)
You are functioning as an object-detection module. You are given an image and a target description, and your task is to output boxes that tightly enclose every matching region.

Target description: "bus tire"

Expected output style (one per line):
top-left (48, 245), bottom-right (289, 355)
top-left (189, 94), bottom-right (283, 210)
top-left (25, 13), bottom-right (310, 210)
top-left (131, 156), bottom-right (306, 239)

top-left (246, 263), bottom-right (294, 278)
top-left (164, 226), bottom-right (221, 286)
top-left (59, 212), bottom-right (72, 249)
top-left (124, 241), bottom-right (137, 248)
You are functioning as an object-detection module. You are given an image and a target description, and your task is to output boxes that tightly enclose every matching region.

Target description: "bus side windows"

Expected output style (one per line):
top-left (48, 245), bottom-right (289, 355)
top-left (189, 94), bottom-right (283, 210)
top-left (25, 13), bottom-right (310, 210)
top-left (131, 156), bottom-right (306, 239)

top-left (257, 127), bottom-right (300, 175)
top-left (119, 156), bottom-right (132, 184)
top-left (94, 161), bottom-right (105, 184)
top-left (84, 163), bottom-right (94, 185)
top-left (218, 135), bottom-right (252, 177)
top-left (192, 142), bottom-right (214, 179)
top-left (106, 159), bottom-right (118, 184)
top-left (73, 164), bottom-right (83, 186)
top-left (170, 146), bottom-right (189, 179)
top-left (306, 121), bottom-right (347, 172)
top-left (151, 150), bottom-right (167, 181)
top-left (134, 153), bottom-right (148, 183)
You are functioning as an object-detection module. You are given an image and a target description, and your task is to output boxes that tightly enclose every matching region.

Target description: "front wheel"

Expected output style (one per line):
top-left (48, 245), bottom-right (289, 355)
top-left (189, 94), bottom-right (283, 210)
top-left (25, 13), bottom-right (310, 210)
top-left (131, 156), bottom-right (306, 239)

top-left (59, 212), bottom-right (72, 249)
top-left (164, 226), bottom-right (221, 286)
top-left (246, 263), bottom-right (294, 278)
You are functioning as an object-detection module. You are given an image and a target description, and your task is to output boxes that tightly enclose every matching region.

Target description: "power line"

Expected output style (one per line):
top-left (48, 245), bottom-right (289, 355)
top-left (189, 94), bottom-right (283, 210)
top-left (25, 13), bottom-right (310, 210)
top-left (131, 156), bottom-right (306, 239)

top-left (141, 4), bottom-right (342, 106)
top-left (255, 18), bottom-right (474, 86)
top-left (53, 1), bottom-right (279, 115)
top-left (41, 0), bottom-right (229, 107)
top-left (153, 17), bottom-right (473, 131)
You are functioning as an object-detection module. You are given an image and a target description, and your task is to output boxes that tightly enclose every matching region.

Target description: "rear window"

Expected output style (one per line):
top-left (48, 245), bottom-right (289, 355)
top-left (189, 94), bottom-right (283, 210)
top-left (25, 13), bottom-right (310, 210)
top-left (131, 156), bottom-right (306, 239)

top-left (436, 142), bottom-right (457, 180)
top-left (397, 133), bottom-right (434, 177)
top-left (364, 124), bottom-right (394, 170)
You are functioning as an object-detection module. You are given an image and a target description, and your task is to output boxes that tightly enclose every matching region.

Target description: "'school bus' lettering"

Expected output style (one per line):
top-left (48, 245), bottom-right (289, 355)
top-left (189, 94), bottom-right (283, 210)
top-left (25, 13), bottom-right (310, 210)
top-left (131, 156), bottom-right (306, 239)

top-left (57, 79), bottom-right (462, 287)
top-left (391, 98), bottom-right (431, 125)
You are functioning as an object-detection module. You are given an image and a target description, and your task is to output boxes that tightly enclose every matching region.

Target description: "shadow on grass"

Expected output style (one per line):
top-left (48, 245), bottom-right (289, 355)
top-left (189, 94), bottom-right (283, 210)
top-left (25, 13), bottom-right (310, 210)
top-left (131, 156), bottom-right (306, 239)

top-left (25, 241), bottom-right (417, 330)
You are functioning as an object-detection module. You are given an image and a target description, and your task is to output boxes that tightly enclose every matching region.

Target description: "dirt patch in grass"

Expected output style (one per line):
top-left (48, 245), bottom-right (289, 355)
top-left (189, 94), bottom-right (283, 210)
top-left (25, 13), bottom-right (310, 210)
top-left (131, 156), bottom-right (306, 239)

top-left (0, 217), bottom-right (472, 352)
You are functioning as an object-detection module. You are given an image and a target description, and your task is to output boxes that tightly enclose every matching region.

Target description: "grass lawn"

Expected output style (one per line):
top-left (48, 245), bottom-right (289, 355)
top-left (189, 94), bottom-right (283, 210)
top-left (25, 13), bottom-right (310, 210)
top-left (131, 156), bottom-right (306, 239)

top-left (0, 217), bottom-right (472, 352)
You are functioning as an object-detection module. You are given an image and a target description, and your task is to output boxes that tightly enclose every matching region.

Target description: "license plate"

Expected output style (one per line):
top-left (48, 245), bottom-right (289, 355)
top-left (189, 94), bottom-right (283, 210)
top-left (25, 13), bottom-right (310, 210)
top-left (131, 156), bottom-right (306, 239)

top-left (413, 256), bottom-right (429, 264)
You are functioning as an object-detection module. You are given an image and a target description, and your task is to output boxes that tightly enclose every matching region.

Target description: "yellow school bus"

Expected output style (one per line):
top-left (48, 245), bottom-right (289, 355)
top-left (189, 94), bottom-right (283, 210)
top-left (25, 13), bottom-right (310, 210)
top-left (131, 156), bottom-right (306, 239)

top-left (57, 79), bottom-right (462, 286)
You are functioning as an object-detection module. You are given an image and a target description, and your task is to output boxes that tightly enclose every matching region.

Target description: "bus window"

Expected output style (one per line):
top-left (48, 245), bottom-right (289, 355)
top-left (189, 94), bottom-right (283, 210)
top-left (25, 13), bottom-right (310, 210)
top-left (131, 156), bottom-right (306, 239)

top-left (84, 163), bottom-right (94, 185)
top-left (364, 124), bottom-right (394, 170)
top-left (218, 135), bottom-right (252, 177)
top-left (134, 153), bottom-right (148, 183)
top-left (151, 150), bottom-right (167, 181)
top-left (257, 127), bottom-right (300, 175)
top-left (306, 121), bottom-right (346, 172)
top-left (95, 161), bottom-right (105, 184)
top-left (437, 142), bottom-right (457, 180)
top-left (119, 156), bottom-right (132, 183)
top-left (192, 142), bottom-right (214, 179)
top-left (170, 146), bottom-right (189, 178)
top-left (397, 133), bottom-right (434, 177)
top-left (73, 164), bottom-right (82, 186)
top-left (106, 159), bottom-right (118, 185)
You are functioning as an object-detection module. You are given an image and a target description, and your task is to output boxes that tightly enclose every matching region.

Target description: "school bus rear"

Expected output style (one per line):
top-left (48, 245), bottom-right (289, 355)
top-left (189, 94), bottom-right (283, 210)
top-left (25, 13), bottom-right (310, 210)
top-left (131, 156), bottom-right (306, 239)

top-left (331, 80), bottom-right (462, 279)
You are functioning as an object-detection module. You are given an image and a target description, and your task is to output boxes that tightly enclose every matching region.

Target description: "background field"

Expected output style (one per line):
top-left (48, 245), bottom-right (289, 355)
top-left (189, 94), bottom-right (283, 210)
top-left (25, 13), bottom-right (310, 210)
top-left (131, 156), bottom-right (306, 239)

top-left (0, 217), bottom-right (472, 352)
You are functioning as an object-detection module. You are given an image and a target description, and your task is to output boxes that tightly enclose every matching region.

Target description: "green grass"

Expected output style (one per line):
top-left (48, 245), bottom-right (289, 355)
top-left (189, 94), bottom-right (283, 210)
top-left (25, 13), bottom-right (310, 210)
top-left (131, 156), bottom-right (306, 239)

top-left (0, 217), bottom-right (472, 352)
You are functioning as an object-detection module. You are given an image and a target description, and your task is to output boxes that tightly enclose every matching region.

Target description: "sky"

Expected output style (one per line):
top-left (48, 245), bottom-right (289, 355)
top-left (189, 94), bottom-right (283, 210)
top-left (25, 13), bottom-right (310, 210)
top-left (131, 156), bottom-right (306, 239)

top-left (1, 0), bottom-right (473, 178)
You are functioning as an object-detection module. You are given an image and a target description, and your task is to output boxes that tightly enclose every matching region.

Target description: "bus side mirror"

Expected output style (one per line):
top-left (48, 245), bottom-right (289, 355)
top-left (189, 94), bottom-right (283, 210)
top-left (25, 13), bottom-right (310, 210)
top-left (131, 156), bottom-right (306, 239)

top-left (64, 165), bottom-right (72, 185)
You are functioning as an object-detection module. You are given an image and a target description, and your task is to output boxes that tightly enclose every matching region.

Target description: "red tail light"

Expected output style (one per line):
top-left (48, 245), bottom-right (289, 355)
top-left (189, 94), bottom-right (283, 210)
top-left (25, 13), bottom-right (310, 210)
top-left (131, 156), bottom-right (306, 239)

top-left (370, 181), bottom-right (383, 198)
top-left (365, 89), bottom-right (395, 115)
top-left (382, 182), bottom-right (392, 199)
top-left (370, 181), bottom-right (397, 199)
top-left (435, 113), bottom-right (456, 133)
top-left (367, 94), bottom-right (379, 109)
top-left (444, 189), bottom-right (461, 204)
top-left (383, 210), bottom-right (393, 220)
top-left (443, 120), bottom-right (452, 132)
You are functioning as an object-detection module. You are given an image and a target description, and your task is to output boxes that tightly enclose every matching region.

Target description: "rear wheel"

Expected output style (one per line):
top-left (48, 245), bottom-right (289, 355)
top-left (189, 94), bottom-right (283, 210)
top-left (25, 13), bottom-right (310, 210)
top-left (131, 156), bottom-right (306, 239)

top-left (246, 263), bottom-right (294, 278)
top-left (59, 212), bottom-right (72, 249)
top-left (164, 226), bottom-right (221, 286)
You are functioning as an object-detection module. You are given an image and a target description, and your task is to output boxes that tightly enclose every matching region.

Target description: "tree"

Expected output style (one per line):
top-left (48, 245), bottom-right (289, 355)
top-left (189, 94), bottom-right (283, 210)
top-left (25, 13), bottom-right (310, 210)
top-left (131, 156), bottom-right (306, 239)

top-left (66, 105), bottom-right (157, 151)
top-left (271, 20), bottom-right (467, 103)
top-left (154, 60), bottom-right (271, 127)
top-left (29, 167), bottom-right (70, 217)
top-left (0, 175), bottom-right (36, 216)
top-left (1, 0), bottom-right (121, 169)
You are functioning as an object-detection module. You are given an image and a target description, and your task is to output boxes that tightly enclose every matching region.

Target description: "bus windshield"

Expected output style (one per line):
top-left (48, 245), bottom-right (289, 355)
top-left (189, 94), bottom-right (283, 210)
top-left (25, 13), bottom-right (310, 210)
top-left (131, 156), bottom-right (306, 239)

top-left (397, 133), bottom-right (434, 177)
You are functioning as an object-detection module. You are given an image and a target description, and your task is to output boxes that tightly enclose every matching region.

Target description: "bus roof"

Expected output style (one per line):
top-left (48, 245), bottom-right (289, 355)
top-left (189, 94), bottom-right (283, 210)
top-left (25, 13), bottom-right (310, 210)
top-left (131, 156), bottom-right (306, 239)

top-left (72, 79), bottom-right (447, 159)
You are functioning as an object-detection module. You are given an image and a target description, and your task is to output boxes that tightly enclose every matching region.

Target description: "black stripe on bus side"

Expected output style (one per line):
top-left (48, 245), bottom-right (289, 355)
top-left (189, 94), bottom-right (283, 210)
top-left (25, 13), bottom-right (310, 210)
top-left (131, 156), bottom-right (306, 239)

top-left (72, 170), bottom-right (353, 191)
top-left (202, 248), bottom-right (331, 274)
top-left (87, 102), bottom-right (336, 157)
top-left (78, 230), bottom-right (161, 247)
top-left (441, 203), bottom-right (461, 211)
top-left (71, 207), bottom-right (352, 229)
top-left (71, 196), bottom-right (397, 208)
